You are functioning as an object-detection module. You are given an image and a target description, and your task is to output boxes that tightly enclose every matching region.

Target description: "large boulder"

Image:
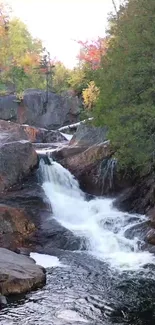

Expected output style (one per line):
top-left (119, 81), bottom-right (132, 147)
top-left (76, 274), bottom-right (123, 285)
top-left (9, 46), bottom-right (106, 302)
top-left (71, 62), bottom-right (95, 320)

top-left (0, 119), bottom-right (28, 143)
top-left (0, 141), bottom-right (38, 192)
top-left (0, 248), bottom-right (46, 296)
top-left (70, 123), bottom-right (107, 146)
top-left (0, 89), bottom-right (81, 129)
top-left (61, 142), bottom-right (114, 195)
top-left (0, 204), bottom-right (36, 250)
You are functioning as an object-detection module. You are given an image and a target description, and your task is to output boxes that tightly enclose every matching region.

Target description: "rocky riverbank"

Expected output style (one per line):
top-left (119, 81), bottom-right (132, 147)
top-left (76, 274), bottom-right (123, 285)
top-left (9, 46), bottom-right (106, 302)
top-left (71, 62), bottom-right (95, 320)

top-left (1, 109), bottom-right (155, 306)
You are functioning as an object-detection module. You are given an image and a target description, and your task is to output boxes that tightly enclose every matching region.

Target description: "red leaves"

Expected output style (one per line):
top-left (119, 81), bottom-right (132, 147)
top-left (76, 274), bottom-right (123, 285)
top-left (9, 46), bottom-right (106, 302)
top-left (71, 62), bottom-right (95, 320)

top-left (77, 38), bottom-right (108, 69)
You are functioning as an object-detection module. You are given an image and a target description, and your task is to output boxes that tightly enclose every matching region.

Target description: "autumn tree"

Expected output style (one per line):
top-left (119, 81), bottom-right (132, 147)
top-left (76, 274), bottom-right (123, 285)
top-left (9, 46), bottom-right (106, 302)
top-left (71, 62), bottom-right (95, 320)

top-left (83, 81), bottom-right (100, 111)
top-left (0, 2), bottom-right (46, 93)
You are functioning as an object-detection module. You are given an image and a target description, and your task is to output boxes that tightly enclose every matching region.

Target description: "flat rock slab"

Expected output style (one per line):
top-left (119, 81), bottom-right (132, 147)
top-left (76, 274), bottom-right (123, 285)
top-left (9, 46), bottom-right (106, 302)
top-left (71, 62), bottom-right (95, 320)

top-left (0, 248), bottom-right (46, 296)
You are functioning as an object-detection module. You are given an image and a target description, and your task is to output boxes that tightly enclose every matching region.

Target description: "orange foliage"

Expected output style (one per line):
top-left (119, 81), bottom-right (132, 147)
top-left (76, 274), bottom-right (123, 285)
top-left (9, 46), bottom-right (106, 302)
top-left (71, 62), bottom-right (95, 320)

top-left (78, 37), bottom-right (108, 69)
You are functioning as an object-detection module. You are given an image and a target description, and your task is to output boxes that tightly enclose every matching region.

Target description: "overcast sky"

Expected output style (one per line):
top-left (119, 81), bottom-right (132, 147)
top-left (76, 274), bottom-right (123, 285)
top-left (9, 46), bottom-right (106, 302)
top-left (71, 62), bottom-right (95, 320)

top-left (6, 0), bottom-right (121, 68)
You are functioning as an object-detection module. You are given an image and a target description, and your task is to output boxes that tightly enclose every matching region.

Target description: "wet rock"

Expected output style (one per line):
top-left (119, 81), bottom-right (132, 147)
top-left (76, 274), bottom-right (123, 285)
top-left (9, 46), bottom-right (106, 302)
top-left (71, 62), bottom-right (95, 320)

top-left (0, 248), bottom-right (46, 296)
top-left (70, 123), bottom-right (107, 146)
top-left (61, 142), bottom-right (112, 195)
top-left (124, 221), bottom-right (150, 242)
top-left (147, 206), bottom-right (155, 229)
top-left (114, 175), bottom-right (155, 215)
top-left (0, 141), bottom-right (38, 192)
top-left (0, 89), bottom-right (81, 129)
top-left (0, 170), bottom-right (54, 252)
top-left (0, 204), bottom-right (36, 250)
top-left (52, 145), bottom-right (89, 161)
top-left (32, 218), bottom-right (87, 253)
top-left (145, 229), bottom-right (155, 245)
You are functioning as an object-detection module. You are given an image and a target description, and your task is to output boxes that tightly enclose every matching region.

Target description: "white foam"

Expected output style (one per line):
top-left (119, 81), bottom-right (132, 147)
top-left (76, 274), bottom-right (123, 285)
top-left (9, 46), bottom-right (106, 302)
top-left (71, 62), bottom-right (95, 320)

top-left (40, 159), bottom-right (155, 271)
top-left (57, 310), bottom-right (88, 322)
top-left (60, 132), bottom-right (73, 141)
top-left (30, 253), bottom-right (63, 268)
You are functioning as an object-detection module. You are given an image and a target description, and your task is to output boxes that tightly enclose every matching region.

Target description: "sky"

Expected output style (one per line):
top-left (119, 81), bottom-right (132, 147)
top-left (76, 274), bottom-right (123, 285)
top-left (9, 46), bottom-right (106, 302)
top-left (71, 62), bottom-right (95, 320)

top-left (5, 0), bottom-right (121, 68)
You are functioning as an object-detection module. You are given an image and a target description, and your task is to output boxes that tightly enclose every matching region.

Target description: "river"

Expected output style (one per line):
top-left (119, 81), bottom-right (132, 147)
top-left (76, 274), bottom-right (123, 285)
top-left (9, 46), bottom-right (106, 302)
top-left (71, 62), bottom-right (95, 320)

top-left (1, 158), bottom-right (155, 324)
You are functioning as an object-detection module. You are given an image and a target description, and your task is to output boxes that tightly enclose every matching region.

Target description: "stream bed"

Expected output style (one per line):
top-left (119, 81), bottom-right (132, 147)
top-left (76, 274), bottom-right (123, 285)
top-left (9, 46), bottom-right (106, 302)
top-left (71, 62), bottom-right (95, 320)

top-left (1, 159), bottom-right (155, 324)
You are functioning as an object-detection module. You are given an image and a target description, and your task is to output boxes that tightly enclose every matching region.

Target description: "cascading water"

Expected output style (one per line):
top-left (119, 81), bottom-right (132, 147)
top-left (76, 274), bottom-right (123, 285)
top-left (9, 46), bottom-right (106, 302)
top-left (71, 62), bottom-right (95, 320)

top-left (2, 158), bottom-right (155, 325)
top-left (39, 158), bottom-right (155, 271)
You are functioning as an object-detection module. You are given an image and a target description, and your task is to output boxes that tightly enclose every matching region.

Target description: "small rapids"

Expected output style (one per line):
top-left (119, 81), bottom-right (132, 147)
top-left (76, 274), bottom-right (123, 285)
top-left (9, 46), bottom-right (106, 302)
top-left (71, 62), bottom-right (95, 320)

top-left (40, 158), bottom-right (155, 271)
top-left (2, 157), bottom-right (155, 325)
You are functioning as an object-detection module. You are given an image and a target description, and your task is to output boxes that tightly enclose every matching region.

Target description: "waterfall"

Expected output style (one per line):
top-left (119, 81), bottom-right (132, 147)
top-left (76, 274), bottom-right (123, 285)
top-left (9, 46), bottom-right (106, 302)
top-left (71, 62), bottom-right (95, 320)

top-left (39, 158), bottom-right (155, 271)
top-left (97, 157), bottom-right (117, 193)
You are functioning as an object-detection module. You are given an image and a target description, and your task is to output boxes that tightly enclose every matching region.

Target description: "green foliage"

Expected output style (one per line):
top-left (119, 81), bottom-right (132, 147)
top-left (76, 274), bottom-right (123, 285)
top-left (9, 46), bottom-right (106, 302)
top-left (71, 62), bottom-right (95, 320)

top-left (0, 4), bottom-right (46, 93)
top-left (69, 67), bottom-right (87, 95)
top-left (90, 0), bottom-right (155, 172)
top-left (52, 62), bottom-right (70, 93)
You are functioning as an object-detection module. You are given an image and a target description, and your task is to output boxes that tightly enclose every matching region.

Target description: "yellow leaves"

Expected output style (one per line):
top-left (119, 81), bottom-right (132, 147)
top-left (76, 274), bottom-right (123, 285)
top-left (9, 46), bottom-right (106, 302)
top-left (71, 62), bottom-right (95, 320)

top-left (20, 53), bottom-right (39, 69)
top-left (82, 81), bottom-right (100, 110)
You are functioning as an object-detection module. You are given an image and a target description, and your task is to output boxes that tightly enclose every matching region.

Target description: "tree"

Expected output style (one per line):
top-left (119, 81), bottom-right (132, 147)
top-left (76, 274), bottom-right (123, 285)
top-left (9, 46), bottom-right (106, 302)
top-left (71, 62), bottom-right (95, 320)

top-left (0, 2), bottom-right (46, 93)
top-left (78, 38), bottom-right (108, 70)
top-left (91, 0), bottom-right (155, 171)
top-left (52, 62), bottom-right (70, 93)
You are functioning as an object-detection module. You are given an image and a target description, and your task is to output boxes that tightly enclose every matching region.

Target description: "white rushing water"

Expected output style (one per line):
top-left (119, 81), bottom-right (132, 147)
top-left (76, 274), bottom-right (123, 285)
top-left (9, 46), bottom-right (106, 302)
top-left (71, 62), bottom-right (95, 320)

top-left (40, 158), bottom-right (155, 271)
top-left (30, 253), bottom-right (64, 268)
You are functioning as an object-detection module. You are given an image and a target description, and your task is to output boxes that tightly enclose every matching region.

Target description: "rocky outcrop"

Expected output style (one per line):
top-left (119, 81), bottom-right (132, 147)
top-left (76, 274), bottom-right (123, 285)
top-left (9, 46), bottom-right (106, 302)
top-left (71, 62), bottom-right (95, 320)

top-left (0, 248), bottom-right (46, 296)
top-left (0, 119), bottom-right (67, 144)
top-left (0, 141), bottom-right (38, 192)
top-left (0, 205), bottom-right (36, 250)
top-left (114, 173), bottom-right (155, 214)
top-left (60, 142), bottom-right (114, 195)
top-left (0, 89), bottom-right (81, 129)
top-left (0, 119), bottom-right (28, 143)
top-left (52, 145), bottom-right (89, 161)
top-left (70, 123), bottom-right (107, 146)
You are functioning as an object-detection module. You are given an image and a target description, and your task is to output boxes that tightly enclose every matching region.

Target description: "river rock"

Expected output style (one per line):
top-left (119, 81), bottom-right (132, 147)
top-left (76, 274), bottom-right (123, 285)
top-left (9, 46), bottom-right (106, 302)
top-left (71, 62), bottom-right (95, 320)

top-left (52, 145), bottom-right (89, 161)
top-left (0, 141), bottom-right (38, 192)
top-left (114, 174), bottom-right (155, 214)
top-left (0, 119), bottom-right (67, 144)
top-left (0, 89), bottom-right (81, 129)
top-left (0, 169), bottom-right (54, 250)
top-left (0, 119), bottom-right (28, 143)
top-left (70, 123), bottom-right (107, 146)
top-left (0, 204), bottom-right (36, 250)
top-left (145, 229), bottom-right (155, 245)
top-left (61, 142), bottom-right (113, 195)
top-left (0, 248), bottom-right (46, 296)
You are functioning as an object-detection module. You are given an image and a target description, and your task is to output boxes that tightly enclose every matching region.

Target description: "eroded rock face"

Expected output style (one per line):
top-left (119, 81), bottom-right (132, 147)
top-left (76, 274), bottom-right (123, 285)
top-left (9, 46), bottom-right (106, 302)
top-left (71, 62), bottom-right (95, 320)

top-left (0, 205), bottom-right (36, 250)
top-left (70, 123), bottom-right (107, 147)
top-left (0, 119), bottom-right (67, 144)
top-left (114, 175), bottom-right (155, 215)
top-left (0, 141), bottom-right (38, 192)
top-left (0, 89), bottom-right (81, 129)
top-left (0, 248), bottom-right (46, 296)
top-left (61, 142), bottom-right (113, 195)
